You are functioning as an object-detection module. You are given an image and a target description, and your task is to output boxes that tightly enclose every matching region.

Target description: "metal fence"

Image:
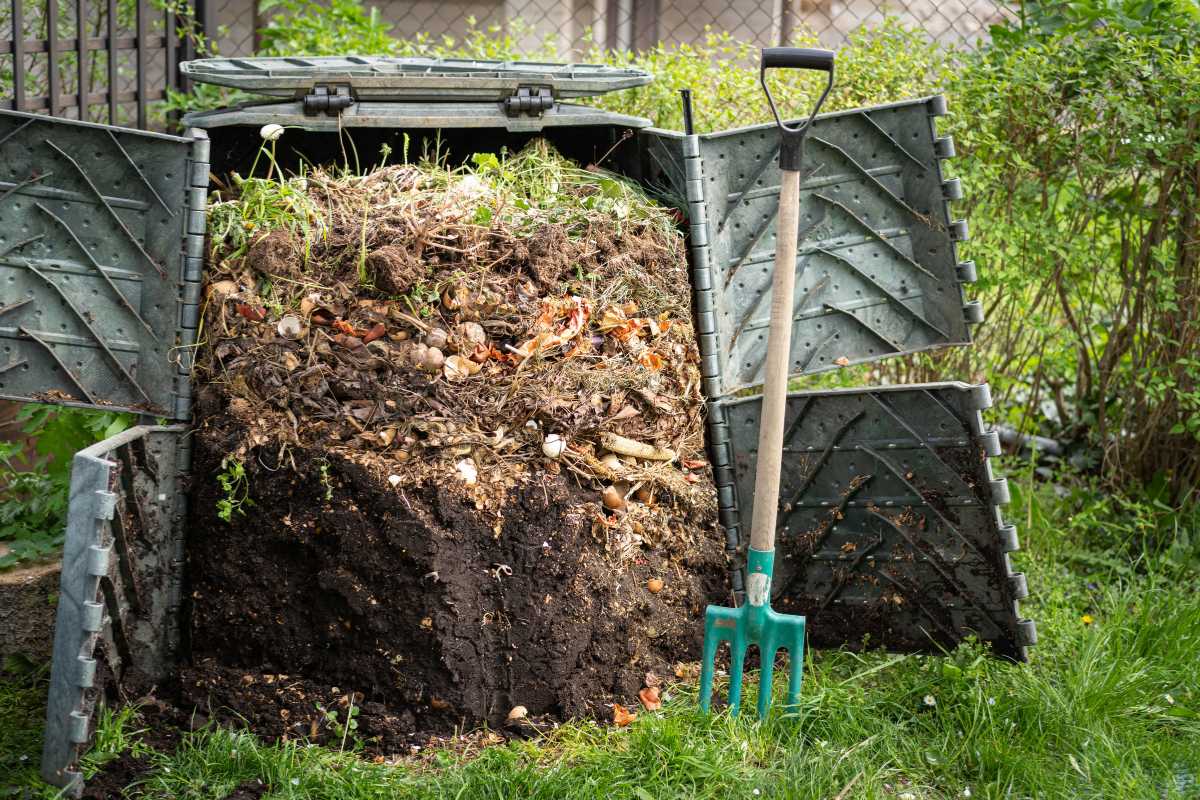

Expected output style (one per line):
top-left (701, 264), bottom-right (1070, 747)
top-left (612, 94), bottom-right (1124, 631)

top-left (2, 0), bottom-right (1014, 131)
top-left (0, 0), bottom-right (202, 128)
top-left (211, 0), bottom-right (1017, 60)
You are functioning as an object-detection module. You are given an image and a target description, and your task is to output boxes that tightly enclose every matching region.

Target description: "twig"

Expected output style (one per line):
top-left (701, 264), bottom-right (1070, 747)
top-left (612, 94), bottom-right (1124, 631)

top-left (831, 771), bottom-right (862, 800)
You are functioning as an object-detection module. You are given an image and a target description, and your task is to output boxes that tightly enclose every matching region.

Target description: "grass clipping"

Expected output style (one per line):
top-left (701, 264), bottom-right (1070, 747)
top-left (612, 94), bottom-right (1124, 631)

top-left (199, 140), bottom-right (713, 516)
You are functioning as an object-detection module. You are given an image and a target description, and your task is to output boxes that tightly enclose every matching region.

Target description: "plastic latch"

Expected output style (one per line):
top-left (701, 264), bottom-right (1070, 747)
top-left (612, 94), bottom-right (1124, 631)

top-left (504, 86), bottom-right (554, 118)
top-left (303, 84), bottom-right (354, 116)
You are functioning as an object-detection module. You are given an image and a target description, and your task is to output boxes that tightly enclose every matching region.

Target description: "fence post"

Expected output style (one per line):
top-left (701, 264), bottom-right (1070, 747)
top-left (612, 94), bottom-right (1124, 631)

top-left (11, 0), bottom-right (26, 111)
top-left (632, 0), bottom-right (659, 50)
top-left (47, 0), bottom-right (60, 115)
top-left (76, 0), bottom-right (89, 120)
top-left (136, 0), bottom-right (147, 127)
top-left (107, 0), bottom-right (117, 122)
top-left (194, 0), bottom-right (215, 51)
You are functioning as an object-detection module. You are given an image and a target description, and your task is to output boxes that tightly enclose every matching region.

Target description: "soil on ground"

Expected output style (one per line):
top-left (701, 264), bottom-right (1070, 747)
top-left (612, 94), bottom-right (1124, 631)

top-left (0, 559), bottom-right (60, 664)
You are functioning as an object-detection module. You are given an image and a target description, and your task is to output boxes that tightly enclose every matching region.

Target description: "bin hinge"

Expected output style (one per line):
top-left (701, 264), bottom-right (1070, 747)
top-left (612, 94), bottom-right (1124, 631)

top-left (304, 84), bottom-right (354, 116)
top-left (504, 85), bottom-right (554, 118)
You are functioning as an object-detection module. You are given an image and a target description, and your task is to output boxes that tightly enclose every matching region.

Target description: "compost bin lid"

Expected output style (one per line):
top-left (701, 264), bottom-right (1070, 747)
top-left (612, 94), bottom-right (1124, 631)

top-left (180, 56), bottom-right (652, 101)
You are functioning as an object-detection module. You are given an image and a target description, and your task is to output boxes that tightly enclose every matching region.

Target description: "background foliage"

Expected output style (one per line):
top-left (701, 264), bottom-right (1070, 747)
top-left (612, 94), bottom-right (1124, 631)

top-left (936, 4), bottom-right (1200, 498)
top-left (0, 408), bottom-right (130, 568)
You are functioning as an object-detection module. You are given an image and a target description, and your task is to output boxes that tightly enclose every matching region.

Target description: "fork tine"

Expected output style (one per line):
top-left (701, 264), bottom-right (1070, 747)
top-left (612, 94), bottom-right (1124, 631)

top-left (787, 627), bottom-right (805, 709)
top-left (699, 628), bottom-right (721, 712)
top-left (757, 640), bottom-right (777, 719)
top-left (727, 639), bottom-right (748, 716)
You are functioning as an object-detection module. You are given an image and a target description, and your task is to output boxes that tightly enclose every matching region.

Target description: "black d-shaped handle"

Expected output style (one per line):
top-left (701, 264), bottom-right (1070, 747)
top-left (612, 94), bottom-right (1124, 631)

top-left (760, 47), bottom-right (836, 171)
top-left (761, 47), bottom-right (835, 72)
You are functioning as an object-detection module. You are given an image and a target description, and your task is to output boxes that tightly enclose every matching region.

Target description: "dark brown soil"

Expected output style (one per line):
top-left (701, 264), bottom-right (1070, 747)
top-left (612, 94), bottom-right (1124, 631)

top-left (365, 244), bottom-right (423, 295)
top-left (223, 781), bottom-right (268, 799)
top-left (181, 414), bottom-right (725, 747)
top-left (245, 229), bottom-right (303, 279)
top-left (81, 752), bottom-right (149, 799)
top-left (79, 700), bottom-right (183, 799)
top-left (0, 559), bottom-right (60, 664)
top-left (524, 224), bottom-right (572, 286)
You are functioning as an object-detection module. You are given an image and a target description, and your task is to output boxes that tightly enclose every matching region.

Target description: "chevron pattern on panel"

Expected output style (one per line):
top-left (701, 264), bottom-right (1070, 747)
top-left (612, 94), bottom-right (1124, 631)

top-left (697, 96), bottom-right (976, 395)
top-left (0, 110), bottom-right (193, 416)
top-left (722, 384), bottom-right (1032, 661)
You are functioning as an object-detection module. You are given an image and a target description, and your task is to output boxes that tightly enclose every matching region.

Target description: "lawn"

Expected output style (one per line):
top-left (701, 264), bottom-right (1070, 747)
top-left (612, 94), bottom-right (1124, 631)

top-left (3, 471), bottom-right (1197, 799)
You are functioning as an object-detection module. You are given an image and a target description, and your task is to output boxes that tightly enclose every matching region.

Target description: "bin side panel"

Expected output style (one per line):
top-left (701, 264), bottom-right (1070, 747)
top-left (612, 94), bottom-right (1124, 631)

top-left (0, 110), bottom-right (195, 418)
top-left (40, 425), bottom-right (188, 797)
top-left (700, 96), bottom-right (976, 395)
top-left (720, 384), bottom-right (1033, 661)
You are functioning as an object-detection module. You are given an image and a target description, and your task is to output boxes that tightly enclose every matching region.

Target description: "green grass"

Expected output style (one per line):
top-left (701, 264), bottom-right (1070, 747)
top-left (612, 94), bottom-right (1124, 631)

top-left (3, 472), bottom-right (1198, 799)
top-left (0, 659), bottom-right (47, 791)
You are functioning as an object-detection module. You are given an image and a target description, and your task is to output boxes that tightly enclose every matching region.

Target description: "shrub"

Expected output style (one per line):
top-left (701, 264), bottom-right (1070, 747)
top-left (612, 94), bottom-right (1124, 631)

top-left (0, 407), bottom-right (131, 569)
top-left (584, 19), bottom-right (945, 131)
top-left (941, 11), bottom-right (1200, 498)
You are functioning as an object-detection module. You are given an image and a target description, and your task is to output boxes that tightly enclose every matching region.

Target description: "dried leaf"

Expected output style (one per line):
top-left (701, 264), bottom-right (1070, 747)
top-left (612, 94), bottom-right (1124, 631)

top-left (236, 303), bottom-right (267, 322)
top-left (362, 323), bottom-right (387, 344)
top-left (208, 279), bottom-right (239, 299)
top-left (612, 703), bottom-right (637, 727)
top-left (611, 405), bottom-right (641, 421)
top-left (638, 686), bottom-right (662, 711)
top-left (637, 350), bottom-right (664, 371)
top-left (333, 319), bottom-right (368, 337)
top-left (444, 354), bottom-right (482, 380)
top-left (512, 295), bottom-right (592, 361)
top-left (644, 671), bottom-right (662, 688)
top-left (673, 662), bottom-right (701, 681)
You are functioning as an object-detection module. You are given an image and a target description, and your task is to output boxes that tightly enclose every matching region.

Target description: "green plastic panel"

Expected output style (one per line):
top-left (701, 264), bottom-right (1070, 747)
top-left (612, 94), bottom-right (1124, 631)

top-left (636, 96), bottom-right (979, 398)
top-left (41, 426), bottom-right (189, 796)
top-left (0, 110), bottom-right (205, 419)
top-left (715, 383), bottom-right (1034, 660)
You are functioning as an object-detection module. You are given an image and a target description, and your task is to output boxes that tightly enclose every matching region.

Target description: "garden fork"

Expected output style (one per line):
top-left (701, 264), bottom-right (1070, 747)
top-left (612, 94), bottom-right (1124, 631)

top-left (699, 46), bottom-right (835, 718)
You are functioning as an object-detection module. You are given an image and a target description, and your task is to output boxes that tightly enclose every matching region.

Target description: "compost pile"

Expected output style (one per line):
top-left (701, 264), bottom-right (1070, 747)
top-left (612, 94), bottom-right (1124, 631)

top-left (183, 140), bottom-right (726, 751)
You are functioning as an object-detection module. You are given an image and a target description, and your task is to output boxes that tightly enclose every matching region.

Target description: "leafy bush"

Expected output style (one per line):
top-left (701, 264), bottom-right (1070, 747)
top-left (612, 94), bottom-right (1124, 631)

top-left (935, 9), bottom-right (1200, 497)
top-left (0, 406), bottom-right (131, 568)
top-left (587, 19), bottom-right (945, 131)
top-left (1008, 0), bottom-right (1200, 41)
top-left (256, 0), bottom-right (399, 57)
